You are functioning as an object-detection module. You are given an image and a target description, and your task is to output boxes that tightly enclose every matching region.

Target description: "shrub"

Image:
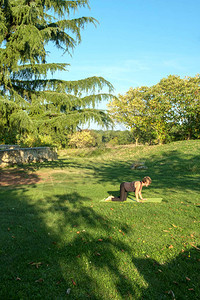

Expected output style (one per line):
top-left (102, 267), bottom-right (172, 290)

top-left (18, 134), bottom-right (55, 148)
top-left (68, 131), bottom-right (96, 148)
top-left (107, 136), bottom-right (119, 146)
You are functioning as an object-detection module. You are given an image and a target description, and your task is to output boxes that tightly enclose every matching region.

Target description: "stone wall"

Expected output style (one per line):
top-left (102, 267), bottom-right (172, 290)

top-left (0, 146), bottom-right (58, 167)
top-left (0, 145), bottom-right (20, 150)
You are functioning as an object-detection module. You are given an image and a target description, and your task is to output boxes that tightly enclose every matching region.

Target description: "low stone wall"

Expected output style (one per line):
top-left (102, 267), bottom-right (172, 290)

top-left (0, 145), bottom-right (20, 150)
top-left (0, 147), bottom-right (58, 167)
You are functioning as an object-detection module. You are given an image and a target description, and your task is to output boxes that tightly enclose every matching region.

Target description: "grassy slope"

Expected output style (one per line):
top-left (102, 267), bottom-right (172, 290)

top-left (0, 140), bottom-right (199, 299)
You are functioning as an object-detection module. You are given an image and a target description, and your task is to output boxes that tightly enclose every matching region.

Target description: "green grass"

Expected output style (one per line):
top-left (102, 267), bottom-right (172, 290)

top-left (0, 140), bottom-right (200, 299)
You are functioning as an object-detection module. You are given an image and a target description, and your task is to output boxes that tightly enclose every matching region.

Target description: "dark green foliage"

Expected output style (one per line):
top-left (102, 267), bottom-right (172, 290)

top-left (95, 130), bottom-right (134, 145)
top-left (0, 0), bottom-right (114, 147)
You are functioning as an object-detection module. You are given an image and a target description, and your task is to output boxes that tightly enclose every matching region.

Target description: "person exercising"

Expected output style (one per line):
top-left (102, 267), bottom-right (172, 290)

top-left (105, 176), bottom-right (152, 202)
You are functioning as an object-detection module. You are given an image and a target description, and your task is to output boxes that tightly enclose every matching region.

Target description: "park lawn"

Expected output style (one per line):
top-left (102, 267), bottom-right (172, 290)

top-left (0, 140), bottom-right (200, 299)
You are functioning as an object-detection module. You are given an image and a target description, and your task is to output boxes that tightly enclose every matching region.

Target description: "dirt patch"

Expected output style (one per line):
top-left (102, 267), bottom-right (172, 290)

top-left (0, 170), bottom-right (41, 186)
top-left (0, 169), bottom-right (69, 186)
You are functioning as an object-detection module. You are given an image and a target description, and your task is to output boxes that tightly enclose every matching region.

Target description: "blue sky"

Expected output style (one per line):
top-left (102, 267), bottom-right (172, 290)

top-left (48, 0), bottom-right (200, 127)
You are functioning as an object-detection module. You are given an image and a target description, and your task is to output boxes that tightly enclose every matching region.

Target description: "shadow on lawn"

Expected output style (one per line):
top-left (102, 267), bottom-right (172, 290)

top-left (1, 184), bottom-right (200, 299)
top-left (36, 148), bottom-right (200, 193)
top-left (92, 149), bottom-right (200, 194)
top-left (1, 146), bottom-right (199, 298)
top-left (132, 247), bottom-right (200, 299)
top-left (17, 147), bottom-right (200, 196)
top-left (0, 187), bottom-right (137, 299)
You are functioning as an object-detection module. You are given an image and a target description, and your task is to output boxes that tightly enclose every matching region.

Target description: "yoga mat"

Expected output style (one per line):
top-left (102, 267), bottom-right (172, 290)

top-left (127, 197), bottom-right (163, 203)
top-left (100, 197), bottom-right (163, 203)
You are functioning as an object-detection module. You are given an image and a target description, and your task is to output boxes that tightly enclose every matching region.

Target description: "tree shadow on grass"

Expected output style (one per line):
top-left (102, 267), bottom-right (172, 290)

top-left (12, 147), bottom-right (200, 195)
top-left (22, 158), bottom-right (84, 172)
top-left (91, 149), bottom-right (200, 195)
top-left (0, 187), bottom-right (140, 299)
top-left (1, 146), bottom-right (199, 298)
top-left (132, 247), bottom-right (200, 299)
top-left (0, 180), bottom-right (199, 298)
top-left (64, 149), bottom-right (199, 193)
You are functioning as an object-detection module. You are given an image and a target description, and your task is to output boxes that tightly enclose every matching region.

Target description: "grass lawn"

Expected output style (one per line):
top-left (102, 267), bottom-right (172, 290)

top-left (0, 140), bottom-right (200, 299)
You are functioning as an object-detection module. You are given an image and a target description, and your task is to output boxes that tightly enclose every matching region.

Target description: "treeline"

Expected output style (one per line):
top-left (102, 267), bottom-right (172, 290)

top-left (108, 75), bottom-right (200, 145)
top-left (68, 130), bottom-right (134, 148)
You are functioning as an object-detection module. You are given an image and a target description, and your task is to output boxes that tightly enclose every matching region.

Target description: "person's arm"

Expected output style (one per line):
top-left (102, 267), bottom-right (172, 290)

top-left (135, 181), bottom-right (143, 202)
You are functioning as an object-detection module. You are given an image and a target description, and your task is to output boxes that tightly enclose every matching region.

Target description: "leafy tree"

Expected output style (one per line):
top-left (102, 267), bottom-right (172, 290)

top-left (0, 0), bottom-right (113, 147)
top-left (158, 75), bottom-right (200, 140)
top-left (108, 75), bottom-right (200, 144)
top-left (144, 84), bottom-right (173, 144)
top-left (108, 87), bottom-right (154, 145)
